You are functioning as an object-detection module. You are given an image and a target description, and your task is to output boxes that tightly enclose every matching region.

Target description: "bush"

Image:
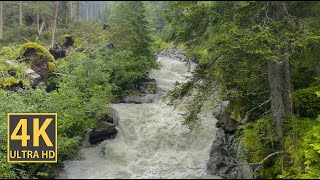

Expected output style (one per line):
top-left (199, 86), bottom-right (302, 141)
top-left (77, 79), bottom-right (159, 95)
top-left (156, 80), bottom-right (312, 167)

top-left (293, 85), bottom-right (320, 118)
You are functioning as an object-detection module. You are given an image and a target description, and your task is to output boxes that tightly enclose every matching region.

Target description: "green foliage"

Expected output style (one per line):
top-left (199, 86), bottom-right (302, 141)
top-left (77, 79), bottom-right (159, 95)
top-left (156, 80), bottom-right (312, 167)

top-left (109, 1), bottom-right (153, 57)
top-left (301, 116), bottom-right (320, 178)
top-left (293, 85), bottom-right (320, 118)
top-left (20, 42), bottom-right (55, 62)
top-left (242, 117), bottom-right (279, 162)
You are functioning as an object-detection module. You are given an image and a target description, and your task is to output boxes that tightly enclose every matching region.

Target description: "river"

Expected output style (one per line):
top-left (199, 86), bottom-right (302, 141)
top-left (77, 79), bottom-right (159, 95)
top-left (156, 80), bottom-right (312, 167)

top-left (58, 56), bottom-right (220, 179)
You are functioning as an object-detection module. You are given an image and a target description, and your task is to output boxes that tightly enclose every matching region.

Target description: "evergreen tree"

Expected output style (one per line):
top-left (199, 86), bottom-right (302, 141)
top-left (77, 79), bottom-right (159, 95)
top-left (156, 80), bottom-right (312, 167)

top-left (109, 1), bottom-right (152, 57)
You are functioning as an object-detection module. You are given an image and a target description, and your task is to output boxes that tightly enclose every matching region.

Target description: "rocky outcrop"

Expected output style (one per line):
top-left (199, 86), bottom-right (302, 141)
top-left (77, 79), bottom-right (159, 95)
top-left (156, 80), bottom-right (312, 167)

top-left (158, 46), bottom-right (187, 61)
top-left (89, 121), bottom-right (118, 144)
top-left (207, 101), bottom-right (253, 179)
top-left (207, 128), bottom-right (253, 179)
top-left (89, 108), bottom-right (120, 144)
top-left (115, 77), bottom-right (159, 104)
top-left (136, 77), bottom-right (158, 94)
top-left (158, 46), bottom-right (198, 63)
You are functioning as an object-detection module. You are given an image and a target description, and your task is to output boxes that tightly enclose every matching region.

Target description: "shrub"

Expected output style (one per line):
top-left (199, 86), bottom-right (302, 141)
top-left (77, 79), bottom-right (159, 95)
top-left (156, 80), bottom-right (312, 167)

top-left (293, 85), bottom-right (320, 118)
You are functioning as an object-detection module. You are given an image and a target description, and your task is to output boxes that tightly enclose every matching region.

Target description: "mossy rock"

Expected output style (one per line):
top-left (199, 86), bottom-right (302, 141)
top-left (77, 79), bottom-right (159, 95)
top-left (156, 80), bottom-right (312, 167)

top-left (0, 77), bottom-right (24, 91)
top-left (19, 42), bottom-right (57, 78)
top-left (60, 34), bottom-right (74, 47)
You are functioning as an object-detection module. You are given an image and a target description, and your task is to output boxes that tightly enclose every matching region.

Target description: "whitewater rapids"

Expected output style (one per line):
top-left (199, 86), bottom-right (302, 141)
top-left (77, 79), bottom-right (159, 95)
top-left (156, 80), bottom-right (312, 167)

top-left (58, 56), bottom-right (220, 179)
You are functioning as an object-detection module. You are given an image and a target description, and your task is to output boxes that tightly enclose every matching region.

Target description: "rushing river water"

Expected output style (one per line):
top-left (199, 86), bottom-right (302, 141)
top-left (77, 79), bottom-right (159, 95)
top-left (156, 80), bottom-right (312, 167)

top-left (58, 57), bottom-right (220, 179)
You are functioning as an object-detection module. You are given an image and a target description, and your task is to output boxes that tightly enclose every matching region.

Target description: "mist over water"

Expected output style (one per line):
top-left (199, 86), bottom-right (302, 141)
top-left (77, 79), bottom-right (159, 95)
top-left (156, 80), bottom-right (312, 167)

top-left (58, 57), bottom-right (219, 179)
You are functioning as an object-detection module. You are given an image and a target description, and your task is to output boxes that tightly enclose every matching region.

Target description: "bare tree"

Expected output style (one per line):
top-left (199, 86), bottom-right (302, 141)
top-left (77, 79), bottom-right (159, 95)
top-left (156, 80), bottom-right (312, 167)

top-left (68, 1), bottom-right (72, 23)
top-left (86, 1), bottom-right (89, 21)
top-left (0, 1), bottom-right (3, 39)
top-left (19, 1), bottom-right (22, 27)
top-left (51, 1), bottom-right (59, 48)
top-left (76, 1), bottom-right (80, 20)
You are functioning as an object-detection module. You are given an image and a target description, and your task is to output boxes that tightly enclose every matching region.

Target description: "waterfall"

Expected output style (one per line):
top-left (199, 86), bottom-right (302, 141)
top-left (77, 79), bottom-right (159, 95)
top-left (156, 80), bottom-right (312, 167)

top-left (58, 57), bottom-right (220, 179)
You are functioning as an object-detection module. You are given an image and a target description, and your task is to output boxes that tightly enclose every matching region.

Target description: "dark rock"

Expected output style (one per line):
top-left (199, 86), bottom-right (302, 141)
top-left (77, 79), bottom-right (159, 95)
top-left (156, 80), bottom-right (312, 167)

top-left (103, 23), bottom-right (110, 30)
top-left (64, 36), bottom-right (74, 47)
top-left (216, 111), bottom-right (240, 133)
top-left (2, 80), bottom-right (24, 91)
top-left (207, 128), bottom-right (253, 179)
top-left (100, 107), bottom-right (120, 125)
top-left (216, 101), bottom-right (240, 133)
top-left (158, 46), bottom-right (187, 61)
top-left (89, 108), bottom-right (120, 144)
top-left (136, 77), bottom-right (157, 94)
top-left (106, 42), bottom-right (114, 49)
top-left (25, 14), bottom-right (34, 26)
top-left (49, 49), bottom-right (66, 60)
top-left (89, 121), bottom-right (118, 144)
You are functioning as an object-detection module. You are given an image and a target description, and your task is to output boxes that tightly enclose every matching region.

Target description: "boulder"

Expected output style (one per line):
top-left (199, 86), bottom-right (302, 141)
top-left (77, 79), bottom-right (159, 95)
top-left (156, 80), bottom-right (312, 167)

top-left (89, 108), bottom-right (120, 144)
top-left (89, 121), bottom-right (118, 144)
top-left (158, 46), bottom-right (187, 61)
top-left (216, 111), bottom-right (240, 133)
top-left (216, 101), bottom-right (240, 133)
top-left (136, 77), bottom-right (158, 94)
top-left (25, 68), bottom-right (42, 88)
top-left (100, 107), bottom-right (120, 125)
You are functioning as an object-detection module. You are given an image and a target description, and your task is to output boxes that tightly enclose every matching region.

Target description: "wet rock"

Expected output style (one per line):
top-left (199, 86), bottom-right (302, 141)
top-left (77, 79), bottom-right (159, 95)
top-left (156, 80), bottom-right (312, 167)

top-left (158, 46), bottom-right (187, 61)
top-left (100, 107), bottom-right (120, 125)
top-left (206, 128), bottom-right (253, 179)
top-left (216, 101), bottom-right (240, 133)
top-left (136, 77), bottom-right (158, 94)
top-left (89, 108), bottom-right (120, 144)
top-left (216, 111), bottom-right (240, 133)
top-left (158, 46), bottom-right (198, 64)
top-left (89, 122), bottom-right (118, 144)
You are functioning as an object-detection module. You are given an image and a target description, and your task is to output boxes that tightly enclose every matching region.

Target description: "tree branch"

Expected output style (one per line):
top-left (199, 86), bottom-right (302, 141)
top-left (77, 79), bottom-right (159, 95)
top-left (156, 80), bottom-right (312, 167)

top-left (223, 151), bottom-right (287, 166)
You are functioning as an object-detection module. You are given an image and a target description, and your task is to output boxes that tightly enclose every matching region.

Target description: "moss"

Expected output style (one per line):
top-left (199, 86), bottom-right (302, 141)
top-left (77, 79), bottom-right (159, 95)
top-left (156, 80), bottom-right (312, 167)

top-left (1, 77), bottom-right (19, 88)
top-left (47, 62), bottom-right (57, 74)
top-left (20, 42), bottom-right (57, 77)
top-left (60, 34), bottom-right (74, 47)
top-left (20, 42), bottom-right (55, 62)
top-left (74, 37), bottom-right (84, 48)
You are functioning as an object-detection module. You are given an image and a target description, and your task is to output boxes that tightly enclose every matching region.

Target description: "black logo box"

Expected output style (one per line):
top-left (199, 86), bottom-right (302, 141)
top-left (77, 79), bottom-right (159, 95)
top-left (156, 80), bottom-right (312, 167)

top-left (8, 113), bottom-right (57, 163)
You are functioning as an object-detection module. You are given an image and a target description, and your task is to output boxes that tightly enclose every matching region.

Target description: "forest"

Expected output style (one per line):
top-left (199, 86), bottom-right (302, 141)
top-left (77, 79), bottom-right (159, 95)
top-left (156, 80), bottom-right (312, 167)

top-left (0, 1), bottom-right (319, 179)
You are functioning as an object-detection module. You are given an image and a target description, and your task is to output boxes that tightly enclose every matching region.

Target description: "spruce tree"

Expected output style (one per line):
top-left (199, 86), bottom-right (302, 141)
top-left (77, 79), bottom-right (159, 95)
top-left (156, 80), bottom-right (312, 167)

top-left (109, 1), bottom-right (152, 57)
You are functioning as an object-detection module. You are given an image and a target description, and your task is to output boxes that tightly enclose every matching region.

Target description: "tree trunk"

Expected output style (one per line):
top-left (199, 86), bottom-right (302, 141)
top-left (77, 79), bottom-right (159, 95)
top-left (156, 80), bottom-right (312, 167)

top-left (19, 1), bottom-right (22, 27)
top-left (0, 1), bottom-right (3, 39)
top-left (267, 56), bottom-right (292, 144)
top-left (86, 1), bottom-right (89, 21)
top-left (37, 1), bottom-right (40, 33)
top-left (266, 1), bottom-right (293, 144)
top-left (76, 1), bottom-right (80, 20)
top-left (68, 1), bottom-right (72, 23)
top-left (51, 1), bottom-right (59, 49)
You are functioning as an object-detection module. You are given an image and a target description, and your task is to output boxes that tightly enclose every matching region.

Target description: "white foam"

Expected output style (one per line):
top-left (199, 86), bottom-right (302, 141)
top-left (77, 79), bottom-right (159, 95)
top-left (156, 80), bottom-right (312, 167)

top-left (58, 57), bottom-right (220, 179)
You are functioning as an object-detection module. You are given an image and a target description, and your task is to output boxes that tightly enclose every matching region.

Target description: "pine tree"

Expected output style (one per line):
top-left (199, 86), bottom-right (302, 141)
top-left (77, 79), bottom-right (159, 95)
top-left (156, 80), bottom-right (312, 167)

top-left (109, 1), bottom-right (152, 57)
